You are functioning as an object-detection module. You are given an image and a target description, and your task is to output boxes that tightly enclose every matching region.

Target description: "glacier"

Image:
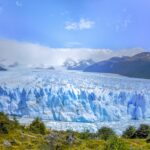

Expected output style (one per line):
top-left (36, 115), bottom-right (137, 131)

top-left (0, 68), bottom-right (150, 133)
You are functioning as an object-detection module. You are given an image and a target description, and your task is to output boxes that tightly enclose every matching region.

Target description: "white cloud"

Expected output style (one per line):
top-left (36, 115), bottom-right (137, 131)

top-left (16, 0), bottom-right (22, 7)
top-left (115, 17), bottom-right (131, 31)
top-left (0, 39), bottom-right (145, 67)
top-left (78, 19), bottom-right (94, 30)
top-left (65, 22), bottom-right (78, 30)
top-left (65, 42), bottom-right (82, 48)
top-left (65, 18), bottom-right (95, 30)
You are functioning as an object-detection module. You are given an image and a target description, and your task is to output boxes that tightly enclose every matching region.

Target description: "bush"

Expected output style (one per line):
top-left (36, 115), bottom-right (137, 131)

top-left (135, 124), bottom-right (150, 138)
top-left (105, 136), bottom-right (129, 150)
top-left (146, 136), bottom-right (150, 143)
top-left (0, 112), bottom-right (9, 121)
top-left (29, 117), bottom-right (46, 134)
top-left (0, 123), bottom-right (9, 134)
top-left (97, 127), bottom-right (116, 141)
top-left (79, 130), bottom-right (93, 139)
top-left (12, 116), bottom-right (20, 128)
top-left (0, 112), bottom-right (11, 134)
top-left (0, 113), bottom-right (21, 134)
top-left (122, 126), bottom-right (136, 138)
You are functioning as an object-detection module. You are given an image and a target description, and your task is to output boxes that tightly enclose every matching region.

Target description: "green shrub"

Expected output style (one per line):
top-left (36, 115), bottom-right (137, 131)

top-left (0, 112), bottom-right (11, 134)
top-left (0, 113), bottom-right (22, 134)
top-left (105, 136), bottom-right (129, 150)
top-left (12, 116), bottom-right (20, 128)
top-left (29, 117), bottom-right (46, 134)
top-left (122, 126), bottom-right (136, 138)
top-left (97, 127), bottom-right (116, 141)
top-left (79, 130), bottom-right (93, 139)
top-left (0, 112), bottom-right (9, 121)
top-left (0, 122), bottom-right (9, 134)
top-left (146, 136), bottom-right (150, 143)
top-left (135, 124), bottom-right (150, 138)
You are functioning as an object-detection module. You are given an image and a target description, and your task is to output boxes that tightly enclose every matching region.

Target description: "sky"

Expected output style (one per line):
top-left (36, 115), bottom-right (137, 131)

top-left (0, 0), bottom-right (149, 66)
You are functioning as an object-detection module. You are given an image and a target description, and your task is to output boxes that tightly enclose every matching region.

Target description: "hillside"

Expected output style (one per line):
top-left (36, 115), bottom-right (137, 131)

top-left (84, 52), bottom-right (150, 79)
top-left (1, 112), bottom-right (150, 150)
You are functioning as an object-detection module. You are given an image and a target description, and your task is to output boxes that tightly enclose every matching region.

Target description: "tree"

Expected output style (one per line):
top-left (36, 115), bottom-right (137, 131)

top-left (79, 130), bottom-right (93, 139)
top-left (135, 124), bottom-right (150, 138)
top-left (97, 127), bottom-right (116, 141)
top-left (29, 117), bottom-right (46, 134)
top-left (122, 126), bottom-right (136, 138)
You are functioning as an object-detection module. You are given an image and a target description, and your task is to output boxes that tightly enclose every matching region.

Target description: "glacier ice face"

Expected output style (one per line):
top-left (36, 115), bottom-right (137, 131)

top-left (0, 69), bottom-right (150, 123)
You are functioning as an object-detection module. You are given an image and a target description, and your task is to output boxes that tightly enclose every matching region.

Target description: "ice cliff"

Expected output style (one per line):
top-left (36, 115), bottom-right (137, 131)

top-left (0, 69), bottom-right (150, 123)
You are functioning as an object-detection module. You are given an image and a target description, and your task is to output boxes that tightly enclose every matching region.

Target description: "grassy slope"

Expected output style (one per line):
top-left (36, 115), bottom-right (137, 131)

top-left (1, 113), bottom-right (150, 150)
top-left (1, 129), bottom-right (150, 150)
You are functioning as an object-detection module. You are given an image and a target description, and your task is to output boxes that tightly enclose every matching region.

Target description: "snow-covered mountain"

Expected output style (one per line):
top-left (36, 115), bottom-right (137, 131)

top-left (63, 59), bottom-right (77, 69)
top-left (8, 62), bottom-right (19, 68)
top-left (63, 59), bottom-right (95, 70)
top-left (0, 59), bottom-right (18, 69)
top-left (0, 68), bottom-right (150, 124)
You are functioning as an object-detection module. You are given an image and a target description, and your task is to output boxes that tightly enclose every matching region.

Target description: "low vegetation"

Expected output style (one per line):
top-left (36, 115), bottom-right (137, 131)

top-left (0, 112), bottom-right (150, 150)
top-left (122, 125), bottom-right (137, 138)
top-left (97, 127), bottom-right (116, 141)
top-left (29, 117), bottom-right (46, 135)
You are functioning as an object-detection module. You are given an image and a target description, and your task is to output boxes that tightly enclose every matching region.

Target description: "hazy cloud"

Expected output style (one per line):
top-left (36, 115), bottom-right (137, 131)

top-left (65, 18), bottom-right (95, 30)
top-left (65, 42), bottom-right (83, 48)
top-left (115, 17), bottom-right (131, 31)
top-left (0, 39), bottom-right (144, 67)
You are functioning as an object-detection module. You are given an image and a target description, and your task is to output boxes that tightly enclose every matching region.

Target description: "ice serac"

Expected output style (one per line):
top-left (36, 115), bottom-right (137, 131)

top-left (0, 69), bottom-right (150, 123)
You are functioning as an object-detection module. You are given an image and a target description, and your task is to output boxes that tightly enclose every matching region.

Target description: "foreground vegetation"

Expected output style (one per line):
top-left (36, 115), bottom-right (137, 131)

top-left (0, 112), bottom-right (150, 150)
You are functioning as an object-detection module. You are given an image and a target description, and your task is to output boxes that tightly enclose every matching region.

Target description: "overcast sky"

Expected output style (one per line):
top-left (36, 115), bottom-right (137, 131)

top-left (0, 0), bottom-right (149, 66)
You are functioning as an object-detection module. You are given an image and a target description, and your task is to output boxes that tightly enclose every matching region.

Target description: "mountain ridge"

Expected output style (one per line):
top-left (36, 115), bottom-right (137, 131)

top-left (63, 59), bottom-right (95, 70)
top-left (84, 52), bottom-right (150, 79)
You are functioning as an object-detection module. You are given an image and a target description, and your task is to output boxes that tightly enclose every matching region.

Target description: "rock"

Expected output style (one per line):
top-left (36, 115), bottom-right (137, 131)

top-left (45, 133), bottom-right (58, 141)
top-left (66, 134), bottom-right (75, 145)
top-left (3, 140), bottom-right (11, 148)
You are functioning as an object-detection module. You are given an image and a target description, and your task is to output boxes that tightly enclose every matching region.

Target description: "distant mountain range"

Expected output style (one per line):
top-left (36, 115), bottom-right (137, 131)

top-left (1, 52), bottom-right (150, 79)
top-left (8, 62), bottom-right (19, 68)
top-left (84, 52), bottom-right (150, 79)
top-left (63, 59), bottom-right (95, 70)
